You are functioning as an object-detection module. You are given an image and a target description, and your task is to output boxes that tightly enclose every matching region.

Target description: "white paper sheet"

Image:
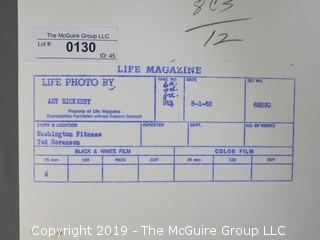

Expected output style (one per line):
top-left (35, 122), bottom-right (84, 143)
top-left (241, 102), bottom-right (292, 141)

top-left (19, 0), bottom-right (320, 239)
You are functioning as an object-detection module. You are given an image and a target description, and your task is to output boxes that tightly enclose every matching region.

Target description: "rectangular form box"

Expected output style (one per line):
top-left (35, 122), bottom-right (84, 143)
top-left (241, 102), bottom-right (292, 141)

top-left (103, 165), bottom-right (138, 182)
top-left (104, 156), bottom-right (138, 164)
top-left (98, 147), bottom-right (174, 156)
top-left (139, 165), bottom-right (173, 182)
top-left (175, 147), bottom-right (215, 155)
top-left (35, 122), bottom-right (140, 146)
top-left (246, 78), bottom-right (294, 122)
top-left (35, 165), bottom-right (67, 182)
top-left (35, 146), bottom-right (174, 156)
top-left (175, 165), bottom-right (213, 181)
top-left (142, 122), bottom-right (187, 146)
top-left (34, 76), bottom-right (155, 121)
top-left (245, 123), bottom-right (293, 146)
top-left (34, 146), bottom-right (293, 157)
top-left (214, 165), bottom-right (251, 181)
top-left (170, 147), bottom-right (292, 156)
top-left (35, 155), bottom-right (67, 164)
top-left (69, 165), bottom-right (102, 182)
top-left (185, 78), bottom-right (244, 121)
top-left (32, 75), bottom-right (295, 183)
top-left (175, 156), bottom-right (213, 164)
top-left (25, 27), bottom-right (118, 62)
top-left (189, 123), bottom-right (243, 146)
top-left (252, 164), bottom-right (292, 181)
top-left (156, 77), bottom-right (184, 121)
top-left (253, 156), bottom-right (292, 164)
top-left (139, 156), bottom-right (173, 164)
top-left (69, 156), bottom-right (102, 164)
top-left (214, 156), bottom-right (251, 164)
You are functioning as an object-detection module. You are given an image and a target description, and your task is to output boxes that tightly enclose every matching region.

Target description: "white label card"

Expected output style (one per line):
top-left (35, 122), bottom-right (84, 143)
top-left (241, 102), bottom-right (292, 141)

top-left (24, 27), bottom-right (118, 62)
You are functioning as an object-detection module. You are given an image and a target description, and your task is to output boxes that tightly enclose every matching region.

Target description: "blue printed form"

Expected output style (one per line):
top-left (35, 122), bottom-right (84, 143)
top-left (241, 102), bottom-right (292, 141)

top-left (34, 75), bottom-right (295, 183)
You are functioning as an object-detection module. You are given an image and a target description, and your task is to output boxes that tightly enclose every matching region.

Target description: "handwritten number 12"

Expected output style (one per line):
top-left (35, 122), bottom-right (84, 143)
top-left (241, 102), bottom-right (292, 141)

top-left (204, 31), bottom-right (242, 46)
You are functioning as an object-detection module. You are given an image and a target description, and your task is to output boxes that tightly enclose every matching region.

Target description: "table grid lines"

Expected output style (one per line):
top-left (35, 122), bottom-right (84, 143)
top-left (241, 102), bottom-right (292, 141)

top-left (33, 75), bottom-right (295, 183)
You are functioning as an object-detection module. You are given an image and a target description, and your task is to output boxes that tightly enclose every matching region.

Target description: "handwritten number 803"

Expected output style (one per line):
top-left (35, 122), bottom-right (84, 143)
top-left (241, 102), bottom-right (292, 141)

top-left (193, 0), bottom-right (234, 15)
top-left (193, 0), bottom-right (206, 15)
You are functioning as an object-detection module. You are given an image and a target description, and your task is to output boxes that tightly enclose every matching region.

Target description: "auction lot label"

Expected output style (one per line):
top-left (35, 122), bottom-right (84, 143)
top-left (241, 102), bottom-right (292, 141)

top-left (24, 27), bottom-right (118, 62)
